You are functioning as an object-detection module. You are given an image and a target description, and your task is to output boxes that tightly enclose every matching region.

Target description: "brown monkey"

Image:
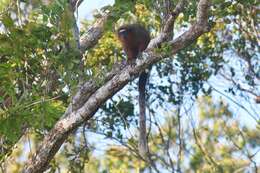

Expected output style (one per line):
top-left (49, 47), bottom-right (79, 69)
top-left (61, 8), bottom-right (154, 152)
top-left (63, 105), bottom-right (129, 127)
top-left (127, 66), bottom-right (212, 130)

top-left (117, 24), bottom-right (150, 63)
top-left (117, 24), bottom-right (150, 158)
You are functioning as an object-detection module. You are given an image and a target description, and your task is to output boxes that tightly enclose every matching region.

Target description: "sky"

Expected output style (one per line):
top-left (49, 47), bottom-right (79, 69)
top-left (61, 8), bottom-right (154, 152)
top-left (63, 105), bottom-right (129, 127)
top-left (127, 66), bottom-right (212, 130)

top-left (75, 0), bottom-right (260, 165)
top-left (1, 1), bottom-right (258, 171)
top-left (10, 0), bottom-right (259, 171)
top-left (77, 0), bottom-right (114, 25)
top-left (76, 0), bottom-right (259, 125)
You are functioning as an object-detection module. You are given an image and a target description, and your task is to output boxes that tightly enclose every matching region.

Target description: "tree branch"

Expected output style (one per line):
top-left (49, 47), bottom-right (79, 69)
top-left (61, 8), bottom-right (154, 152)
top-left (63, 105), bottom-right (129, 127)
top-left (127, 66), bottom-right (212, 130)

top-left (79, 12), bottom-right (110, 52)
top-left (22, 0), bottom-right (211, 172)
top-left (148, 0), bottom-right (187, 48)
top-left (69, 0), bottom-right (84, 12)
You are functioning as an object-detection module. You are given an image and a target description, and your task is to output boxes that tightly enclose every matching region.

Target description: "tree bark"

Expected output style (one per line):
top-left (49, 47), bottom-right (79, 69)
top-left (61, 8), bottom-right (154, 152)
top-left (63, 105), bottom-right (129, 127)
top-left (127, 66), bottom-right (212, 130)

top-left (22, 0), bottom-right (211, 172)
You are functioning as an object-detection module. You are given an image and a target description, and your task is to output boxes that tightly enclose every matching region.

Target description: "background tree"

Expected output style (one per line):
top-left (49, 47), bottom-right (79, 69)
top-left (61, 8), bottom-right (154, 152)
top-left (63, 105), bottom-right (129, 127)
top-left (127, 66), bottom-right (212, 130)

top-left (0, 0), bottom-right (259, 172)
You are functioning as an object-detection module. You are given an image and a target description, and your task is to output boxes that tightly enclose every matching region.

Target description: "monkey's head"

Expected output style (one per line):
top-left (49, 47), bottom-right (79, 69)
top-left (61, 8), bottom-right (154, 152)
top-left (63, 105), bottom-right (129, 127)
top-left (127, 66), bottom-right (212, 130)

top-left (117, 26), bottom-right (133, 43)
top-left (117, 24), bottom-right (150, 61)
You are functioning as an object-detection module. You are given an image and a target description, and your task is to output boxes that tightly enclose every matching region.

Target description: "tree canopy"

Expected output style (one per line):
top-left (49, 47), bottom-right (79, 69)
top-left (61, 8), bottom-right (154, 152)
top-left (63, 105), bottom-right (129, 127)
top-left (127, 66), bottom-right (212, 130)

top-left (0, 0), bottom-right (259, 172)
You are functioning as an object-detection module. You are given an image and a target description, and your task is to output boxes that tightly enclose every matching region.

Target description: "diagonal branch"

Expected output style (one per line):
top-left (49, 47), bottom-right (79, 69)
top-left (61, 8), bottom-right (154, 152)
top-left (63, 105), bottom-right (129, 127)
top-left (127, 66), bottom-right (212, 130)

top-left (22, 0), bottom-right (211, 172)
top-left (148, 0), bottom-right (187, 48)
top-left (69, 0), bottom-right (84, 12)
top-left (171, 0), bottom-right (210, 52)
top-left (163, 0), bottom-right (187, 33)
top-left (79, 12), bottom-right (110, 52)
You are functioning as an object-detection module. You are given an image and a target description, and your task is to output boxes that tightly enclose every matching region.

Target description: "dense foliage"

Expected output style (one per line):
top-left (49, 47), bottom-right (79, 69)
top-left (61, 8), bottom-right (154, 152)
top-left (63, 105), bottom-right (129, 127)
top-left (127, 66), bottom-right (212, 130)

top-left (0, 0), bottom-right (259, 172)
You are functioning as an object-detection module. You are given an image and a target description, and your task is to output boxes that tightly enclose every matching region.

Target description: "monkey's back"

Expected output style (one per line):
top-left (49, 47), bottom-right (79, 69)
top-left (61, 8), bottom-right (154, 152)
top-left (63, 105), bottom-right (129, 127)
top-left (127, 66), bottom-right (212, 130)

top-left (130, 24), bottom-right (150, 51)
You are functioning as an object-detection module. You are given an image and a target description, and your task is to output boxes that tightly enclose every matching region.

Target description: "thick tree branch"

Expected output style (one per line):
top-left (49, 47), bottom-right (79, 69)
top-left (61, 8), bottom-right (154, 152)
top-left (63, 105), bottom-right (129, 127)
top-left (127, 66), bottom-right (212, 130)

top-left (148, 0), bottom-right (186, 48)
top-left (22, 0), bottom-right (211, 172)
top-left (171, 0), bottom-right (210, 52)
top-left (69, 0), bottom-right (84, 12)
top-left (79, 12), bottom-right (110, 52)
top-left (163, 0), bottom-right (187, 33)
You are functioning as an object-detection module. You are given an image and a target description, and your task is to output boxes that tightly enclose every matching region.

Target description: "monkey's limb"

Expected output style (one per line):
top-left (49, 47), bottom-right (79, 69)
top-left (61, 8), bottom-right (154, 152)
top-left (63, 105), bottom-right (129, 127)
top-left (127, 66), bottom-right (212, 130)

top-left (138, 71), bottom-right (149, 158)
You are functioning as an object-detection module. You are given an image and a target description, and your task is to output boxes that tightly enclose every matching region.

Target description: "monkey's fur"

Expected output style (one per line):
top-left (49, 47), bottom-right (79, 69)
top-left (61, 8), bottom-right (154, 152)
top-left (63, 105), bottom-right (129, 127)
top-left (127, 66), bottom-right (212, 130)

top-left (117, 24), bottom-right (150, 158)
top-left (117, 24), bottom-right (150, 63)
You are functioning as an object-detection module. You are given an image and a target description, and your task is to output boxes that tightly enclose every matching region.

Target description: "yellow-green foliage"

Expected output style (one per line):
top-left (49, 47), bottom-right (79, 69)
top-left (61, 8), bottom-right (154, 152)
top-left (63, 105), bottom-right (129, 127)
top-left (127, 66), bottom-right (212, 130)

top-left (85, 3), bottom-right (160, 79)
top-left (85, 31), bottom-right (122, 77)
top-left (116, 3), bottom-right (160, 36)
top-left (103, 146), bottom-right (146, 172)
top-left (0, 0), bottom-right (10, 12)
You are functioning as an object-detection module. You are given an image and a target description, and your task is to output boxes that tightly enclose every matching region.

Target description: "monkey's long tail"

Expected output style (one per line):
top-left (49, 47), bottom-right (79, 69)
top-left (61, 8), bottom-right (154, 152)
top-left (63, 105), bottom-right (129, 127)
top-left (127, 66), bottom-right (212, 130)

top-left (138, 71), bottom-right (149, 158)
